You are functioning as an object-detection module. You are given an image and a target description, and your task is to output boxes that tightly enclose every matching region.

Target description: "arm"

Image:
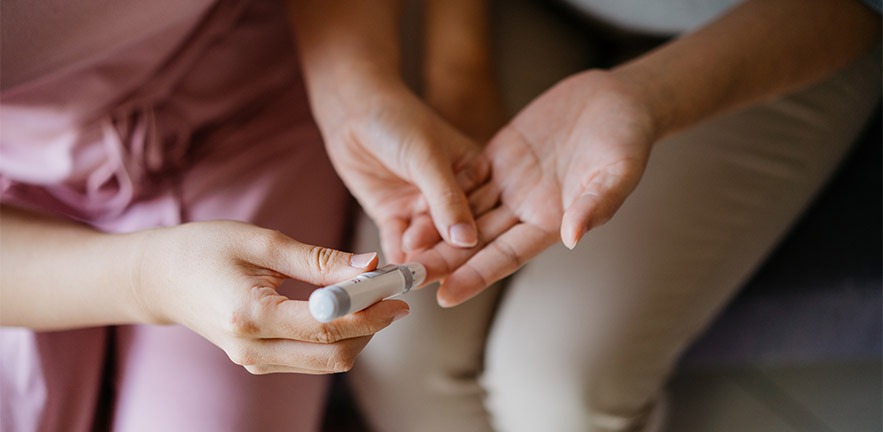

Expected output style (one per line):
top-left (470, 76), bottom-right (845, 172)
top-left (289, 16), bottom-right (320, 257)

top-left (412, 0), bottom-right (881, 306)
top-left (423, 0), bottom-right (504, 141)
top-left (0, 206), bottom-right (149, 329)
top-left (0, 205), bottom-right (409, 374)
top-left (615, 0), bottom-right (882, 138)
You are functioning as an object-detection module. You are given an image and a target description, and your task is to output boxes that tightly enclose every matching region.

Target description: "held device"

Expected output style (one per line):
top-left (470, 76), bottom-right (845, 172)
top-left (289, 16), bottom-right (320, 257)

top-left (309, 263), bottom-right (427, 323)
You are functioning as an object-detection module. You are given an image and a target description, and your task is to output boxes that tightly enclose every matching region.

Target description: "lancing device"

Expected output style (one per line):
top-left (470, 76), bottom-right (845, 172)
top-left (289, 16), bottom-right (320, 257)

top-left (309, 263), bottom-right (426, 323)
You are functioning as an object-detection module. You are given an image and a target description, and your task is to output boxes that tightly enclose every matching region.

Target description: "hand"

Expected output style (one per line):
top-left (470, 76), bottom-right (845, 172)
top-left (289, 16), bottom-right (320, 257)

top-left (313, 77), bottom-right (490, 263)
top-left (408, 70), bottom-right (658, 306)
top-left (397, 47), bottom-right (506, 255)
top-left (134, 220), bottom-right (410, 374)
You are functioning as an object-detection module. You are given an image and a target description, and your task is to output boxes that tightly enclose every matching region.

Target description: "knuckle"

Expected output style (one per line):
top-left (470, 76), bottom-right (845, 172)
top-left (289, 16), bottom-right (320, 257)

top-left (224, 308), bottom-right (259, 338)
top-left (314, 322), bottom-right (342, 344)
top-left (491, 239), bottom-right (523, 269)
top-left (227, 344), bottom-right (258, 366)
top-left (435, 188), bottom-right (464, 207)
top-left (307, 245), bottom-right (339, 274)
top-left (325, 347), bottom-right (356, 373)
top-left (253, 229), bottom-right (286, 258)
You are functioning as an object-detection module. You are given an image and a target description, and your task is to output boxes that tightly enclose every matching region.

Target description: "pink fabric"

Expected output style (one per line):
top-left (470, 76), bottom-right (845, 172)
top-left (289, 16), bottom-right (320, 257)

top-left (0, 1), bottom-right (351, 431)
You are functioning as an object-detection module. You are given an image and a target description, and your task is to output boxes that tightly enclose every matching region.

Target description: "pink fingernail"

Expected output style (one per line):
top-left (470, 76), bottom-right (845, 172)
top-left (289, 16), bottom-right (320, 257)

top-left (566, 229), bottom-right (587, 250)
top-left (350, 252), bottom-right (377, 269)
top-left (393, 308), bottom-right (411, 321)
top-left (449, 223), bottom-right (478, 247)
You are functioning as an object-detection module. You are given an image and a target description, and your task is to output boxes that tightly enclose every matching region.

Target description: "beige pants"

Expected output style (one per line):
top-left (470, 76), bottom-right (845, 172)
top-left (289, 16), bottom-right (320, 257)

top-left (347, 8), bottom-right (882, 431)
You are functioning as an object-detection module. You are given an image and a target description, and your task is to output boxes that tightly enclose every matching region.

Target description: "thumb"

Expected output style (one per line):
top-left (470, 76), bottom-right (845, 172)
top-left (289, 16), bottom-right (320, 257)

top-left (560, 192), bottom-right (608, 250)
top-left (263, 236), bottom-right (379, 286)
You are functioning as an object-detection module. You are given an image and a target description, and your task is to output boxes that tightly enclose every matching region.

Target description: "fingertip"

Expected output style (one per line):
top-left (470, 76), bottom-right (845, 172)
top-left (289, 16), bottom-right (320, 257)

top-left (392, 305), bottom-right (410, 321)
top-left (561, 207), bottom-right (591, 251)
top-left (560, 224), bottom-right (584, 250)
top-left (435, 283), bottom-right (466, 308)
top-left (350, 252), bottom-right (378, 269)
top-left (448, 222), bottom-right (478, 248)
top-left (367, 299), bottom-right (410, 322)
top-left (436, 292), bottom-right (456, 308)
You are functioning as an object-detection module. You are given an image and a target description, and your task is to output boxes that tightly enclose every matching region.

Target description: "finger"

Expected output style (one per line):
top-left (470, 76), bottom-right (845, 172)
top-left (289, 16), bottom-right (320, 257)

top-left (454, 154), bottom-right (492, 195)
top-left (437, 224), bottom-right (555, 307)
top-left (402, 214), bottom-right (441, 253)
top-left (560, 181), bottom-right (633, 250)
top-left (410, 146), bottom-right (479, 248)
top-left (560, 192), bottom-right (608, 250)
top-left (467, 181), bottom-right (501, 218)
top-left (379, 217), bottom-right (408, 263)
top-left (233, 335), bottom-right (373, 374)
top-left (243, 296), bottom-right (410, 341)
top-left (251, 231), bottom-right (379, 287)
top-left (402, 170), bottom-right (498, 254)
top-left (406, 205), bottom-right (519, 284)
top-left (243, 364), bottom-right (321, 375)
top-left (243, 364), bottom-right (313, 375)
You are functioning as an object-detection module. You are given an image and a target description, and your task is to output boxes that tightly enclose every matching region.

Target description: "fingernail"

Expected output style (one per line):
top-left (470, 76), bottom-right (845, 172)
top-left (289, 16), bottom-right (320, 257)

top-left (393, 308), bottom-right (411, 321)
top-left (436, 291), bottom-right (457, 308)
top-left (565, 230), bottom-right (586, 250)
top-left (350, 252), bottom-right (377, 269)
top-left (449, 223), bottom-right (478, 247)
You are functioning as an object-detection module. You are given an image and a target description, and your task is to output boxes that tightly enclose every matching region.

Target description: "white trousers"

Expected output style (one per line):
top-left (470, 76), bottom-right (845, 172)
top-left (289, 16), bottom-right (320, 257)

top-left (348, 27), bottom-right (881, 432)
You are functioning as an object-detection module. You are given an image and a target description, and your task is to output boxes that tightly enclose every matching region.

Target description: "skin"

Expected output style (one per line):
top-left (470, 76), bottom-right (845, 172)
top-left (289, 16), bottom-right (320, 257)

top-left (423, 0), bottom-right (505, 142)
top-left (403, 0), bottom-right (882, 307)
top-left (4, 0), bottom-right (876, 373)
top-left (0, 0), bottom-right (497, 375)
top-left (0, 206), bottom-right (409, 374)
top-left (287, 0), bottom-right (493, 264)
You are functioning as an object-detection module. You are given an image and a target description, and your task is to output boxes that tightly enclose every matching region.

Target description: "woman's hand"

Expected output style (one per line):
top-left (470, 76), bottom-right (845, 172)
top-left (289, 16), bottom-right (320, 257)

top-left (135, 220), bottom-right (410, 374)
top-left (289, 0), bottom-right (491, 263)
top-left (407, 0), bottom-right (883, 307)
top-left (313, 77), bottom-right (490, 263)
top-left (408, 70), bottom-right (657, 306)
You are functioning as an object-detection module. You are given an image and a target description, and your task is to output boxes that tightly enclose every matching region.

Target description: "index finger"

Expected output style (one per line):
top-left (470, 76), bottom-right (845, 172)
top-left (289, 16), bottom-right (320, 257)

top-left (245, 296), bottom-right (410, 343)
top-left (437, 223), bottom-right (554, 307)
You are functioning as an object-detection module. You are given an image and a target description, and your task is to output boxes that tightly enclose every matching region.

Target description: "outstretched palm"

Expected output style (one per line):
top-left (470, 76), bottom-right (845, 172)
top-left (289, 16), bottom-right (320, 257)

top-left (409, 70), bottom-right (658, 306)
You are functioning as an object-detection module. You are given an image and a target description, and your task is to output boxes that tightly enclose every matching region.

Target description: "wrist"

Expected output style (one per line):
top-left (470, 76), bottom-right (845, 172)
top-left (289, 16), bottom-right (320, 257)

top-left (306, 61), bottom-right (407, 128)
top-left (607, 65), bottom-right (676, 142)
top-left (124, 227), bottom-right (175, 325)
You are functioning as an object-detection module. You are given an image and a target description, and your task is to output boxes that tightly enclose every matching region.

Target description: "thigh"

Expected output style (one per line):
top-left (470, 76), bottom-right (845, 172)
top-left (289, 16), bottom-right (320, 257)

top-left (346, 212), bottom-right (501, 432)
top-left (483, 49), bottom-right (881, 432)
top-left (0, 327), bottom-right (108, 432)
top-left (111, 83), bottom-right (351, 431)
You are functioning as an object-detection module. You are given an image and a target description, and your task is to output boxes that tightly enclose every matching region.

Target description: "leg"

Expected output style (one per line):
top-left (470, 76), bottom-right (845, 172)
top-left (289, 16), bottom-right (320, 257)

top-left (482, 49), bottom-right (881, 432)
top-left (0, 328), bottom-right (108, 432)
top-left (346, 212), bottom-right (502, 432)
top-left (111, 84), bottom-right (351, 431)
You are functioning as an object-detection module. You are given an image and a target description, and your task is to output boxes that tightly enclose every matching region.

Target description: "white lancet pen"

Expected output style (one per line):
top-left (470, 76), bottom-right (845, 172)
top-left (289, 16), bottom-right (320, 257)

top-left (309, 263), bottom-right (427, 322)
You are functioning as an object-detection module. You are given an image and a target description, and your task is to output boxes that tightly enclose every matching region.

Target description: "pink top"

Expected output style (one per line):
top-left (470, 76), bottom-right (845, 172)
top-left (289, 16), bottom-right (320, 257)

top-left (0, 0), bottom-right (319, 233)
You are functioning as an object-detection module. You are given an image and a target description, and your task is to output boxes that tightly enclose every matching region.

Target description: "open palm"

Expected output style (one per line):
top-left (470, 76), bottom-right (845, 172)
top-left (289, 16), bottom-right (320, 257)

top-left (410, 70), bottom-right (658, 306)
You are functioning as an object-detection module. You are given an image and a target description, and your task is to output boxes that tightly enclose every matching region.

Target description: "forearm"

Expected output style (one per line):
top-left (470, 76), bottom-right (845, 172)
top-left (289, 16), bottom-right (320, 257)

top-left (613, 0), bottom-right (881, 138)
top-left (0, 206), bottom-right (151, 330)
top-left (286, 0), bottom-right (406, 127)
top-left (424, 0), bottom-right (495, 89)
top-left (422, 0), bottom-right (503, 140)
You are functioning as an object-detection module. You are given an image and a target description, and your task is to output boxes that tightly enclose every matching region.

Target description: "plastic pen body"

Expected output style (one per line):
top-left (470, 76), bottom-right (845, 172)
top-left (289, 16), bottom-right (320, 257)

top-left (309, 263), bottom-right (426, 322)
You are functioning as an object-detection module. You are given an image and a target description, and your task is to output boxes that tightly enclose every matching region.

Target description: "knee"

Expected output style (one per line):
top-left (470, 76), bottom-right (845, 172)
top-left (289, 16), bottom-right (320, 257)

top-left (482, 345), bottom-right (661, 432)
